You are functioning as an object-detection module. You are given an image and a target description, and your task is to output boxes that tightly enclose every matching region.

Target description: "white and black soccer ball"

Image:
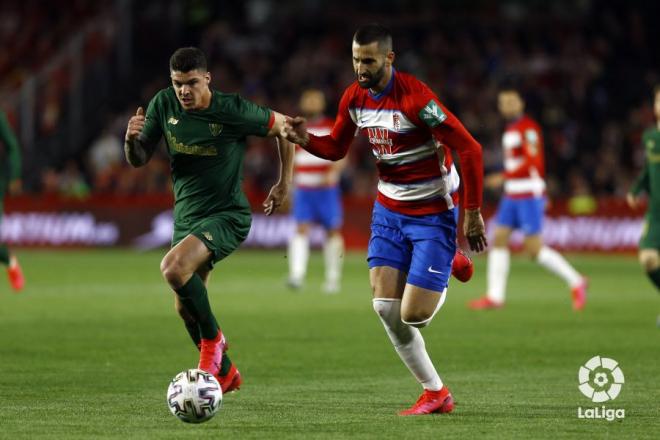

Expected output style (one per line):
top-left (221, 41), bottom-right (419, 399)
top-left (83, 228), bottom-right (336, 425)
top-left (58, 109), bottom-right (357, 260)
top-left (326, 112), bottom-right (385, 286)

top-left (167, 369), bottom-right (222, 423)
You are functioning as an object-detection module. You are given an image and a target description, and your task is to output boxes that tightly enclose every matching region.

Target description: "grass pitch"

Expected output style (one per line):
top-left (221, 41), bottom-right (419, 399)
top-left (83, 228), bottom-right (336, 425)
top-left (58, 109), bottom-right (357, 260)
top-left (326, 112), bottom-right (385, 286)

top-left (0, 249), bottom-right (658, 439)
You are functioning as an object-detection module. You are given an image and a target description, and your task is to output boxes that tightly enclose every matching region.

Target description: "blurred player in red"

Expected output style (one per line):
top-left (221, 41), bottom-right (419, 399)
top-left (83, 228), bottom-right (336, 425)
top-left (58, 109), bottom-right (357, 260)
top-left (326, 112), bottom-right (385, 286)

top-left (284, 24), bottom-right (487, 416)
top-left (469, 87), bottom-right (587, 311)
top-left (287, 89), bottom-right (347, 293)
top-left (0, 110), bottom-right (25, 292)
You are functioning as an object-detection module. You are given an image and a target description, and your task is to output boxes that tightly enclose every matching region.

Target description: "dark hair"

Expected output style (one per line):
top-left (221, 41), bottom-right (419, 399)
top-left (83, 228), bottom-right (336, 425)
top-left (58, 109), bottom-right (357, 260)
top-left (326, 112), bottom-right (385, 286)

top-left (353, 24), bottom-right (393, 52)
top-left (169, 47), bottom-right (207, 72)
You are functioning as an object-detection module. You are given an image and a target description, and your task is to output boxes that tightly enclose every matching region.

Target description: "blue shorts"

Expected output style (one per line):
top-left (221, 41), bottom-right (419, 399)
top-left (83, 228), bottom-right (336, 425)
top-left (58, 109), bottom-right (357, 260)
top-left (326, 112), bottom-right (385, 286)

top-left (367, 202), bottom-right (457, 292)
top-left (292, 186), bottom-right (343, 230)
top-left (495, 196), bottom-right (546, 235)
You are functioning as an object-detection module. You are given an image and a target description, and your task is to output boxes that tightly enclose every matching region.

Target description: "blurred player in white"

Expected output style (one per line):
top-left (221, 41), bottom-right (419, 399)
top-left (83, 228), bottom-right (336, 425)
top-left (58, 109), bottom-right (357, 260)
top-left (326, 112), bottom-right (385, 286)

top-left (469, 87), bottom-right (587, 310)
top-left (288, 89), bottom-right (347, 293)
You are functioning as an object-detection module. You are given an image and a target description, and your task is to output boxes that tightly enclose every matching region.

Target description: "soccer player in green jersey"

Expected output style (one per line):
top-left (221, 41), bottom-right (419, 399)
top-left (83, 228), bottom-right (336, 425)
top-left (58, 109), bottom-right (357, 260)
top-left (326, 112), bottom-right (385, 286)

top-left (628, 85), bottom-right (660, 324)
top-left (0, 110), bottom-right (25, 292)
top-left (124, 47), bottom-right (295, 391)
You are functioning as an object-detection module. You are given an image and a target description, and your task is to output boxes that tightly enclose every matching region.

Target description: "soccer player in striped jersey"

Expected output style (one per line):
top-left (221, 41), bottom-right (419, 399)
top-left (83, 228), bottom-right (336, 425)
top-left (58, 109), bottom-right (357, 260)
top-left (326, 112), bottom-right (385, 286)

top-left (469, 87), bottom-right (587, 311)
top-left (284, 24), bottom-right (487, 415)
top-left (627, 85), bottom-right (660, 325)
top-left (288, 89), bottom-right (346, 293)
top-left (0, 110), bottom-right (25, 292)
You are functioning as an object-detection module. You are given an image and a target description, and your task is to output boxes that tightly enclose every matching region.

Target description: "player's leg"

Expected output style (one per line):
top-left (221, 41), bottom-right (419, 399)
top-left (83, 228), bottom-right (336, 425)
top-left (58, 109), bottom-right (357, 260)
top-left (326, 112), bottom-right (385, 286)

top-left (0, 244), bottom-right (24, 291)
top-left (288, 188), bottom-right (312, 289)
top-left (321, 187), bottom-right (344, 293)
top-left (161, 235), bottom-right (225, 375)
top-left (522, 197), bottom-right (587, 309)
top-left (639, 248), bottom-right (660, 290)
top-left (0, 204), bottom-right (24, 291)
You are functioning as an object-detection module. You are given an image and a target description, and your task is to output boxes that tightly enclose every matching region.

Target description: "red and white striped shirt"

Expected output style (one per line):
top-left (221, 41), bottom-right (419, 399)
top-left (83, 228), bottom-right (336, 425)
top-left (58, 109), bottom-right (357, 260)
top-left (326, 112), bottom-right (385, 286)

top-left (301, 70), bottom-right (483, 215)
top-left (294, 117), bottom-right (336, 189)
top-left (502, 115), bottom-right (545, 198)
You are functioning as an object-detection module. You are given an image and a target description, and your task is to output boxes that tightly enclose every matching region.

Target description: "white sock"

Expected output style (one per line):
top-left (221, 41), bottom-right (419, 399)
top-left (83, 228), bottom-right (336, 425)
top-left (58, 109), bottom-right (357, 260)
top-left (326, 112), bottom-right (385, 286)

top-left (372, 298), bottom-right (443, 391)
top-left (487, 247), bottom-right (510, 304)
top-left (288, 233), bottom-right (309, 284)
top-left (323, 235), bottom-right (344, 288)
top-left (536, 246), bottom-right (582, 287)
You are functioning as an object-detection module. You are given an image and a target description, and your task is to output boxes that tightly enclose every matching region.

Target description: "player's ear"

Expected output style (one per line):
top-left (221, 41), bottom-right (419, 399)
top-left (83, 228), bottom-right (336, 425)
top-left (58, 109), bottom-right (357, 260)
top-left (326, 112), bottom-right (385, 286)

top-left (386, 51), bottom-right (395, 66)
top-left (205, 72), bottom-right (211, 85)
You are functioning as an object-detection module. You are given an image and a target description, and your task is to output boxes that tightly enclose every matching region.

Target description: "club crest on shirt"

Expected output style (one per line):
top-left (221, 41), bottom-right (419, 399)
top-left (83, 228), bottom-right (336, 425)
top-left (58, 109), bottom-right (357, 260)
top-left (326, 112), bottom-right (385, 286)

top-left (209, 123), bottom-right (223, 136)
top-left (168, 117), bottom-right (179, 125)
top-left (393, 113), bottom-right (401, 131)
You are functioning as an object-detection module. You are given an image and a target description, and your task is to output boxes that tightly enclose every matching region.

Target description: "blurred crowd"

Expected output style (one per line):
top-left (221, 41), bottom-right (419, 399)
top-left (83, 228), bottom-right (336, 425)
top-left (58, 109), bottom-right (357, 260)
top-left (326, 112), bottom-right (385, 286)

top-left (6, 0), bottom-right (660, 203)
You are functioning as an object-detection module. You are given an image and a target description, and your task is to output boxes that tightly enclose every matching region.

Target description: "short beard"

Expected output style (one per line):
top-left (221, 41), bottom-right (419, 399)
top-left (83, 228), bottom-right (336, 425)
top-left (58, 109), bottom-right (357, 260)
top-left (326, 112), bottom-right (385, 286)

top-left (357, 65), bottom-right (386, 89)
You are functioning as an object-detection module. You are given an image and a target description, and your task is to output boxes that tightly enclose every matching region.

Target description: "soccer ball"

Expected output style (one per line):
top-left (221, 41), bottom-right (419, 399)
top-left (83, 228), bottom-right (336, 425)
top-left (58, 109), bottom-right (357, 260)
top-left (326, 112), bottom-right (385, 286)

top-left (166, 369), bottom-right (222, 423)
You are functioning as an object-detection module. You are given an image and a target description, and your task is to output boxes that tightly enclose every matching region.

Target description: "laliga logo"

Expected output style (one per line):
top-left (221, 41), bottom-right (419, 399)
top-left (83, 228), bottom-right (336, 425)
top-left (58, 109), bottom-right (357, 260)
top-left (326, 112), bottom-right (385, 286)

top-left (577, 356), bottom-right (625, 421)
top-left (578, 355), bottom-right (624, 402)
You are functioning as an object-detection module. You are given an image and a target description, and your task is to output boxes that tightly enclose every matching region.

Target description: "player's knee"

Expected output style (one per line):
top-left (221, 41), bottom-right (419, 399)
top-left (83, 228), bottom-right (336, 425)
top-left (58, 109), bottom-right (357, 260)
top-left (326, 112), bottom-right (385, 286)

top-left (639, 252), bottom-right (660, 272)
top-left (400, 308), bottom-right (433, 328)
top-left (160, 255), bottom-right (187, 287)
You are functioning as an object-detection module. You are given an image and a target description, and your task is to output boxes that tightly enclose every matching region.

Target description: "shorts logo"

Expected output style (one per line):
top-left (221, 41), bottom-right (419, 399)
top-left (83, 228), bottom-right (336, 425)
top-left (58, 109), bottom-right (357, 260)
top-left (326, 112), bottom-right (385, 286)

top-left (168, 117), bottom-right (179, 125)
top-left (209, 123), bottom-right (223, 136)
top-left (578, 356), bottom-right (624, 402)
top-left (419, 100), bottom-right (447, 128)
top-left (202, 231), bottom-right (213, 241)
top-left (427, 266), bottom-right (444, 274)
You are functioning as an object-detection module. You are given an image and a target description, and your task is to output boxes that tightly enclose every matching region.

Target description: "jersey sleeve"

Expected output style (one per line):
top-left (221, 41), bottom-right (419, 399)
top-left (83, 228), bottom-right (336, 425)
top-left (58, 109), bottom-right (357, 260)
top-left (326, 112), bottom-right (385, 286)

top-left (631, 134), bottom-right (650, 195)
top-left (140, 93), bottom-right (164, 145)
top-left (304, 88), bottom-right (357, 160)
top-left (235, 95), bottom-right (274, 137)
top-left (411, 89), bottom-right (483, 209)
top-left (0, 111), bottom-right (21, 182)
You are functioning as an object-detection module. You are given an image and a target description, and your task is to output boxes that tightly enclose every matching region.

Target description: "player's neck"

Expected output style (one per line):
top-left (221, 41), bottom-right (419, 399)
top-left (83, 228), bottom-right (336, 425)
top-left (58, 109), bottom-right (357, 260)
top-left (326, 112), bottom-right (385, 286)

top-left (656, 120), bottom-right (660, 130)
top-left (196, 89), bottom-right (213, 110)
top-left (369, 66), bottom-right (393, 95)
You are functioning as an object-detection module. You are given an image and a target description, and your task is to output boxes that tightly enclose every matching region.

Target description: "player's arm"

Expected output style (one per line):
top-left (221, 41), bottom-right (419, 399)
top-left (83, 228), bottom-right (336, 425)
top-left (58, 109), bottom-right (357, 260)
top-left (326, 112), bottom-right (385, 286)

top-left (263, 111), bottom-right (295, 215)
top-left (422, 96), bottom-right (487, 252)
top-left (627, 157), bottom-right (649, 209)
top-left (0, 111), bottom-right (22, 194)
top-left (124, 106), bottom-right (160, 167)
top-left (283, 90), bottom-right (356, 161)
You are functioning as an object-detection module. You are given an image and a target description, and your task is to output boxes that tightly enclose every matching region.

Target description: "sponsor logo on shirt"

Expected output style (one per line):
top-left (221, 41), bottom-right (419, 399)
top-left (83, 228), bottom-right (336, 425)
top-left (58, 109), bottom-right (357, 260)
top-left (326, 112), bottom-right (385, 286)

top-left (202, 231), bottom-right (213, 241)
top-left (168, 117), bottom-right (179, 125)
top-left (419, 100), bottom-right (447, 127)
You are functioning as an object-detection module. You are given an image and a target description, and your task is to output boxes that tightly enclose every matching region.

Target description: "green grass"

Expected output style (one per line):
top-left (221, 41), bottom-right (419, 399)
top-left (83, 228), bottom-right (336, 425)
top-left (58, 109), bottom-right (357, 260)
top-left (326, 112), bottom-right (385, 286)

top-left (0, 249), bottom-right (658, 439)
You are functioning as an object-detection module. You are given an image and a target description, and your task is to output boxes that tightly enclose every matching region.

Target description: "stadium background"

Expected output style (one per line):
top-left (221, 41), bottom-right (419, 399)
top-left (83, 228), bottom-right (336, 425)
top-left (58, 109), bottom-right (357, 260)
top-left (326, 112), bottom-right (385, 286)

top-left (1, 1), bottom-right (659, 439)
top-left (1, 0), bottom-right (658, 251)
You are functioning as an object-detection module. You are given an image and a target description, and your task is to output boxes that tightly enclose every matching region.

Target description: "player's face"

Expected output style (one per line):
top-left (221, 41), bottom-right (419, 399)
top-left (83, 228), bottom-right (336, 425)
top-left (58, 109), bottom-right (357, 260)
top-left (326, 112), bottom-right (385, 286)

top-left (352, 41), bottom-right (393, 90)
top-left (170, 69), bottom-right (211, 110)
top-left (498, 91), bottom-right (524, 120)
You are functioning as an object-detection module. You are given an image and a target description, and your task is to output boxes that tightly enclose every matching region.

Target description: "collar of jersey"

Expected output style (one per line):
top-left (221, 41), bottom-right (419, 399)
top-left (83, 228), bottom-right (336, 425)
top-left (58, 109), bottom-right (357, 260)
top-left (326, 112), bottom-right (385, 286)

top-left (368, 68), bottom-right (396, 101)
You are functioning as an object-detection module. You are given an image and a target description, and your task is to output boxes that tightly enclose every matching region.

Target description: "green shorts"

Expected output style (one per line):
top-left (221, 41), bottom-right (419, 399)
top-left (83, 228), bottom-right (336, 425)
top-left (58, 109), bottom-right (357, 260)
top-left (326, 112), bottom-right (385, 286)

top-left (172, 211), bottom-right (252, 268)
top-left (639, 213), bottom-right (660, 249)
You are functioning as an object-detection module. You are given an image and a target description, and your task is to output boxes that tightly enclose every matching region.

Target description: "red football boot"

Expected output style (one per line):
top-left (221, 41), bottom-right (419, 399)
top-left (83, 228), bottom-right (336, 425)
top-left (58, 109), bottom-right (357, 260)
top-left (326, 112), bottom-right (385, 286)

top-left (216, 363), bottom-right (242, 393)
top-left (198, 331), bottom-right (225, 376)
top-left (399, 387), bottom-right (454, 416)
top-left (571, 278), bottom-right (588, 311)
top-left (7, 260), bottom-right (25, 292)
top-left (451, 249), bottom-right (474, 283)
top-left (468, 296), bottom-right (503, 310)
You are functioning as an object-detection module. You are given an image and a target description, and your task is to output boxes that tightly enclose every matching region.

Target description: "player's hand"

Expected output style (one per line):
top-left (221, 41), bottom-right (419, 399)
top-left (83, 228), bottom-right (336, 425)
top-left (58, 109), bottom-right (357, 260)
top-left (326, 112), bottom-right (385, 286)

top-left (626, 193), bottom-right (641, 210)
top-left (8, 179), bottom-right (22, 196)
top-left (263, 182), bottom-right (290, 216)
top-left (464, 208), bottom-right (488, 253)
top-left (125, 107), bottom-right (146, 141)
top-left (484, 173), bottom-right (504, 190)
top-left (282, 116), bottom-right (309, 146)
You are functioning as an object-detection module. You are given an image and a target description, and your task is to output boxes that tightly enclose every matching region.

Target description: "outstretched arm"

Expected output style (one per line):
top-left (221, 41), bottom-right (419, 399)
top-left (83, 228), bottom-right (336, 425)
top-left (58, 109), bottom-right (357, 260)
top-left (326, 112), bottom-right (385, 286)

top-left (262, 112), bottom-right (295, 215)
top-left (124, 107), bottom-right (158, 167)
